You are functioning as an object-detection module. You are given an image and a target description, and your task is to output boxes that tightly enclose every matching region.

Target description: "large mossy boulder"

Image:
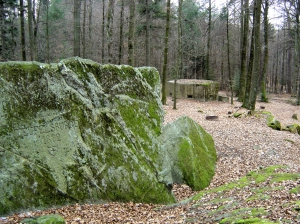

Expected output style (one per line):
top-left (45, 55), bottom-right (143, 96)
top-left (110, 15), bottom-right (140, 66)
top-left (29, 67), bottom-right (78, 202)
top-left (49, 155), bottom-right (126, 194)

top-left (158, 116), bottom-right (217, 191)
top-left (0, 57), bottom-right (175, 215)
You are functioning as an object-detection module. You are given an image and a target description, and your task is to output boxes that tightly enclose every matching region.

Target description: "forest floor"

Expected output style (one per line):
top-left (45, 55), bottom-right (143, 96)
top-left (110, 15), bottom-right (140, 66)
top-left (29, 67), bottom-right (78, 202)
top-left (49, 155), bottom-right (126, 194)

top-left (2, 94), bottom-right (300, 223)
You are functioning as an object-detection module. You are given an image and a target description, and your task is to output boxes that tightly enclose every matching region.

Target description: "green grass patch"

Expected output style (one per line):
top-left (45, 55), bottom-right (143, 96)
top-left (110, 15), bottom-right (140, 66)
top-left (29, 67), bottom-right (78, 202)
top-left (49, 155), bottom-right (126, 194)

top-left (222, 217), bottom-right (277, 224)
top-left (251, 186), bottom-right (284, 193)
top-left (219, 207), bottom-right (269, 223)
top-left (246, 193), bottom-right (270, 201)
top-left (270, 173), bottom-right (300, 183)
top-left (192, 165), bottom-right (293, 201)
top-left (208, 202), bottom-right (238, 216)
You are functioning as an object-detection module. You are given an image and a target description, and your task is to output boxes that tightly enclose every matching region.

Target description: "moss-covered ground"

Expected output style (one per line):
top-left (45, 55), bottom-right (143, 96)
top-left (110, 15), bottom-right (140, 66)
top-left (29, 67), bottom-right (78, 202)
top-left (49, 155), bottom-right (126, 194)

top-left (183, 165), bottom-right (300, 223)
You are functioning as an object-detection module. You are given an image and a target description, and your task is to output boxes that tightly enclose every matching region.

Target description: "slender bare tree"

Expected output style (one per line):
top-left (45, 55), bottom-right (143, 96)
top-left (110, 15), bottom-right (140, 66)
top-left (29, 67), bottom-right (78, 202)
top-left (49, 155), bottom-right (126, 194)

top-left (20, 0), bottom-right (26, 61)
top-left (28, 0), bottom-right (35, 60)
top-left (261, 0), bottom-right (270, 102)
top-left (128, 0), bottom-right (135, 66)
top-left (73, 0), bottom-right (81, 57)
top-left (174, 0), bottom-right (183, 109)
top-left (161, 0), bottom-right (171, 105)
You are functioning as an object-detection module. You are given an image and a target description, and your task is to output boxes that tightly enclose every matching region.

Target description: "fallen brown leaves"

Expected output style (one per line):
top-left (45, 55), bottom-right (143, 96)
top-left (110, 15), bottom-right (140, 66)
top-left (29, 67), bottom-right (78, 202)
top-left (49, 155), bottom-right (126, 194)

top-left (2, 202), bottom-right (187, 223)
top-left (1, 95), bottom-right (299, 223)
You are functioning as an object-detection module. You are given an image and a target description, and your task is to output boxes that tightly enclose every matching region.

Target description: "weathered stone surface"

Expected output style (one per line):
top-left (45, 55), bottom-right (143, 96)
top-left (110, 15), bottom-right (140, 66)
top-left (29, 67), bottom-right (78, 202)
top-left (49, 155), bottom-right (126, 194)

top-left (21, 214), bottom-right (65, 224)
top-left (0, 57), bottom-right (175, 215)
top-left (158, 116), bottom-right (217, 191)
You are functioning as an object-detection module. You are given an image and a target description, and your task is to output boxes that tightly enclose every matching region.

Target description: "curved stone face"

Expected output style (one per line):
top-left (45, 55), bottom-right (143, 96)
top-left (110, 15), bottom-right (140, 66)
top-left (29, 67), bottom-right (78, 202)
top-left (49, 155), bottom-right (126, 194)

top-left (158, 116), bottom-right (217, 191)
top-left (0, 57), bottom-right (175, 215)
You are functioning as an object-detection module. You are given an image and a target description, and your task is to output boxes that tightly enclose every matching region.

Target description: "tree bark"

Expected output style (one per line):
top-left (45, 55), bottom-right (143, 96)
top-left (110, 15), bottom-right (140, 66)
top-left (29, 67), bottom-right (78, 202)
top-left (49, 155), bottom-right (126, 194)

top-left (243, 0), bottom-right (262, 110)
top-left (106, 0), bottom-right (115, 63)
top-left (248, 0), bottom-right (262, 109)
top-left (296, 0), bottom-right (300, 105)
top-left (287, 13), bottom-right (292, 94)
top-left (226, 3), bottom-right (233, 104)
top-left (118, 0), bottom-right (124, 65)
top-left (205, 0), bottom-right (212, 80)
top-left (173, 0), bottom-right (183, 109)
top-left (261, 0), bottom-right (269, 102)
top-left (88, 0), bottom-right (93, 43)
top-left (28, 0), bottom-right (35, 60)
top-left (161, 0), bottom-right (171, 105)
top-left (238, 0), bottom-right (249, 102)
top-left (145, 0), bottom-right (151, 65)
top-left (82, 0), bottom-right (87, 58)
top-left (20, 0), bottom-right (26, 61)
top-left (128, 0), bottom-right (135, 66)
top-left (33, 0), bottom-right (42, 59)
top-left (46, 0), bottom-right (49, 62)
top-left (73, 0), bottom-right (81, 57)
top-left (102, 0), bottom-right (105, 63)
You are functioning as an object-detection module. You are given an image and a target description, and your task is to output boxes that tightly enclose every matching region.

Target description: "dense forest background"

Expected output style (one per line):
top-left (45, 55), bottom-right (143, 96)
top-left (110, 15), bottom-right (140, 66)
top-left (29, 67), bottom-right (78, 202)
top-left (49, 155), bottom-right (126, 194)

top-left (1, 0), bottom-right (300, 107)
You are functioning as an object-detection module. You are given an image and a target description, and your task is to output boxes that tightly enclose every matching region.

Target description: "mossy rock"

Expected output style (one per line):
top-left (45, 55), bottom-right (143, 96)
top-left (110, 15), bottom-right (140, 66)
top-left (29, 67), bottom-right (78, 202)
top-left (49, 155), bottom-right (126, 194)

top-left (158, 116), bottom-right (217, 191)
top-left (286, 124), bottom-right (300, 134)
top-left (266, 114), bottom-right (282, 130)
top-left (0, 57), bottom-right (175, 215)
top-left (233, 112), bottom-right (243, 118)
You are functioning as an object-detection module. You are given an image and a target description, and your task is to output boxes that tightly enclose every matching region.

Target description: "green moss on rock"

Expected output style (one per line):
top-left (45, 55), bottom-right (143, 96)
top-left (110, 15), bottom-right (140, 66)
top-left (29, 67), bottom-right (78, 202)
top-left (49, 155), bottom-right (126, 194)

top-left (267, 114), bottom-right (282, 130)
top-left (159, 116), bottom-right (217, 191)
top-left (188, 166), bottom-right (299, 223)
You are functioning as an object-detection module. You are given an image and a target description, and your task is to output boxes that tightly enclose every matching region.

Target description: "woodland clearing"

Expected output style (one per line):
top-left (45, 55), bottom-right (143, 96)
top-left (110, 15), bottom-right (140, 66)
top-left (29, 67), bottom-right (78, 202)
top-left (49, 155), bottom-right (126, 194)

top-left (2, 94), bottom-right (300, 223)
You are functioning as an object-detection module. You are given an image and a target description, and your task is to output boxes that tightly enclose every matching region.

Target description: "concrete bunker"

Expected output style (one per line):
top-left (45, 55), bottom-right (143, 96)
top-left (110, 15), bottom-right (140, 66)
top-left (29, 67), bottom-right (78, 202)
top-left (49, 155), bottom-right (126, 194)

top-left (167, 79), bottom-right (219, 101)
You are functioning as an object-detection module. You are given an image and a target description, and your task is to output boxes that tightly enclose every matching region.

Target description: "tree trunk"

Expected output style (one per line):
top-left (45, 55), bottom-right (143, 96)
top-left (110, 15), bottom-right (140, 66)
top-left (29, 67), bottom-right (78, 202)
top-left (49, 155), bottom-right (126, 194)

top-left (46, 0), bottom-right (49, 62)
top-left (106, 0), bottom-right (115, 63)
top-left (28, 0), bottom-right (35, 60)
top-left (226, 3), bottom-right (233, 104)
top-left (287, 14), bottom-right (292, 94)
top-left (296, 0), bottom-right (300, 105)
top-left (102, 0), bottom-right (105, 63)
top-left (248, 0), bottom-right (262, 110)
top-left (239, 0), bottom-right (249, 102)
top-left (243, 0), bottom-right (262, 110)
top-left (0, 1), bottom-right (3, 59)
top-left (88, 0), bottom-right (93, 46)
top-left (20, 0), bottom-right (26, 61)
top-left (118, 0), bottom-right (124, 65)
top-left (280, 49), bottom-right (285, 93)
top-left (145, 0), bottom-right (151, 65)
top-left (128, 0), bottom-right (135, 66)
top-left (173, 0), bottom-right (183, 109)
top-left (161, 0), bottom-right (171, 105)
top-left (73, 0), bottom-right (81, 57)
top-left (205, 0), bottom-right (212, 80)
top-left (243, 29), bottom-right (254, 108)
top-left (238, 0), bottom-right (244, 96)
top-left (33, 0), bottom-right (42, 59)
top-left (82, 0), bottom-right (87, 58)
top-left (261, 0), bottom-right (269, 102)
